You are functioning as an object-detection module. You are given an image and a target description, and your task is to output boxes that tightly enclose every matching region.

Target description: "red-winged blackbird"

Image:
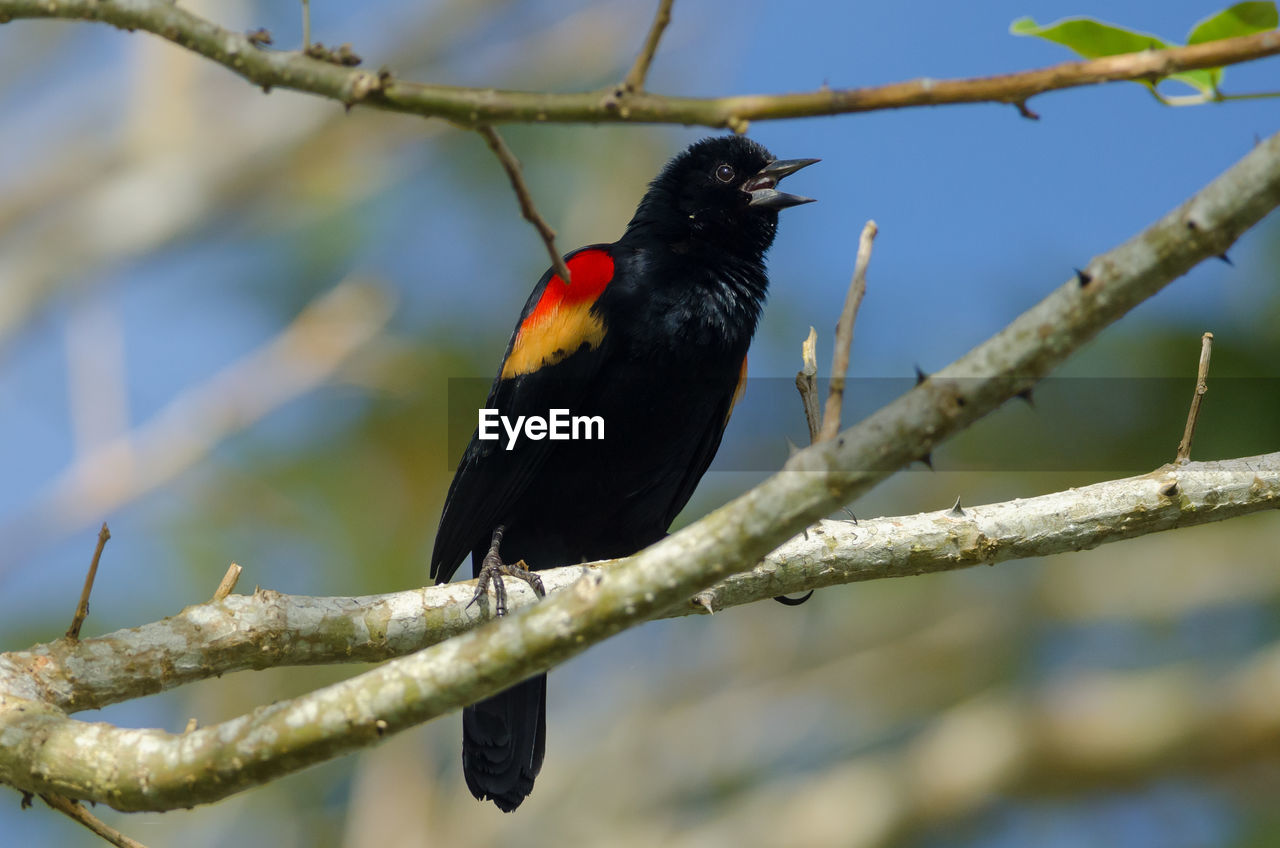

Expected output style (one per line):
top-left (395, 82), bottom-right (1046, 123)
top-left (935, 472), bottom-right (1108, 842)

top-left (431, 136), bottom-right (816, 811)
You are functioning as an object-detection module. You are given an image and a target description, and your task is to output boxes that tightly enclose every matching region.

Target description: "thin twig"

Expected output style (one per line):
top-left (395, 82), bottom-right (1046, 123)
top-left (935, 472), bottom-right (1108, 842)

top-left (621, 0), bottom-right (675, 94)
top-left (40, 793), bottom-right (149, 848)
top-left (66, 523), bottom-right (110, 641)
top-left (476, 124), bottom-right (573, 284)
top-left (211, 563), bottom-right (243, 602)
top-left (300, 0), bottom-right (311, 50)
top-left (4, 2), bottom-right (1280, 127)
top-left (1176, 331), bottom-right (1214, 463)
top-left (795, 326), bottom-right (821, 443)
top-left (818, 221), bottom-right (877, 442)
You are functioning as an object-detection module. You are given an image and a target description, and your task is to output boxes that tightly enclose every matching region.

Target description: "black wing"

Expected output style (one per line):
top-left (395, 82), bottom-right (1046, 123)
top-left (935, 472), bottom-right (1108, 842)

top-left (430, 246), bottom-right (614, 583)
top-left (659, 355), bottom-right (747, 529)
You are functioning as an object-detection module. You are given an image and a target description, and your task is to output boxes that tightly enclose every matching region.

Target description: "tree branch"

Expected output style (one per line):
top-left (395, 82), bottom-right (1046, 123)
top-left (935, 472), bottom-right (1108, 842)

top-left (0, 452), bottom-right (1275, 809)
top-left (1, 1), bottom-right (1277, 127)
top-left (2, 450), bottom-right (1274, 716)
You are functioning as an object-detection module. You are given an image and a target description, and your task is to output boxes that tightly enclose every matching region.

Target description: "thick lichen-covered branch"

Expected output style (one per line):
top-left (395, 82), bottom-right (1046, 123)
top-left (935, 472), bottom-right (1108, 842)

top-left (1, 128), bottom-right (1279, 811)
top-left (0, 453), bottom-right (1275, 811)
top-left (1, 452), bottom-right (1274, 716)
top-left (1, 0), bottom-right (1277, 127)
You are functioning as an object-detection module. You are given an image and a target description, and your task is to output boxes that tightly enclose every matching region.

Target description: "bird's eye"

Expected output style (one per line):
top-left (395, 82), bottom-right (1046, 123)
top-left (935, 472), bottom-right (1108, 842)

top-left (715, 163), bottom-right (736, 183)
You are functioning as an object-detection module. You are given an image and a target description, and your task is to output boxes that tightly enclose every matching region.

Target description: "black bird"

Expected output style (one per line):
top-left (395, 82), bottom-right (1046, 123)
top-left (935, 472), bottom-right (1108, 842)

top-left (431, 136), bottom-right (816, 811)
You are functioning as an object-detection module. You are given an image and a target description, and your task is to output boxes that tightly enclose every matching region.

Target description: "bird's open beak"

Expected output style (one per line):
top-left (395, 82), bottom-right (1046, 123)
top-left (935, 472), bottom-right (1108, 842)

top-left (744, 158), bottom-right (819, 209)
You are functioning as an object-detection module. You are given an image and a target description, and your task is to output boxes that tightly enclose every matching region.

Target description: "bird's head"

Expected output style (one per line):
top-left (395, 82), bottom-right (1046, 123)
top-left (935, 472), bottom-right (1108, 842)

top-left (626, 136), bottom-right (817, 257)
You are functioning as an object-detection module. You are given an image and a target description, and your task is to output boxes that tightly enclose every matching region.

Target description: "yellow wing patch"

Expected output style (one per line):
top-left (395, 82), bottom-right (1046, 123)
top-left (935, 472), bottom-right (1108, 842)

top-left (501, 303), bottom-right (606, 379)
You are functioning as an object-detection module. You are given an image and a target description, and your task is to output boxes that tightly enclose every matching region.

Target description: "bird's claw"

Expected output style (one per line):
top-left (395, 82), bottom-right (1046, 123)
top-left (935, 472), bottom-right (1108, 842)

top-left (468, 527), bottom-right (545, 617)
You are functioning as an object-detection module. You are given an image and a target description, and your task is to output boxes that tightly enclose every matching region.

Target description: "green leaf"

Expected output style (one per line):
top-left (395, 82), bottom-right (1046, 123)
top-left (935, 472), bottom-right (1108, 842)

top-left (1011, 13), bottom-right (1234, 102)
top-left (1012, 4), bottom-right (1278, 103)
top-left (1186, 2), bottom-right (1278, 90)
top-left (1187, 2), bottom-right (1278, 45)
top-left (1010, 16), bottom-right (1172, 58)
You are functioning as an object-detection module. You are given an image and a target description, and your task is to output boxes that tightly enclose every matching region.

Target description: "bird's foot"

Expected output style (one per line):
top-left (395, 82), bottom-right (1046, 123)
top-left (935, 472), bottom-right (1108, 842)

top-left (467, 526), bottom-right (545, 617)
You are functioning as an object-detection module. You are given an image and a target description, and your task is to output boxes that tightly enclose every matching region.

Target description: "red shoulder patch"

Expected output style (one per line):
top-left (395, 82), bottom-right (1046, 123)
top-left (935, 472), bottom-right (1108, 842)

top-left (524, 249), bottom-right (613, 326)
top-left (502, 249), bottom-right (615, 379)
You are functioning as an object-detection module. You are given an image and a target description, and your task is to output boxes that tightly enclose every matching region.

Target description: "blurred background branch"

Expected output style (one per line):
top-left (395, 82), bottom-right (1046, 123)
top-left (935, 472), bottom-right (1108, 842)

top-left (0, 279), bottom-right (393, 573)
top-left (663, 639), bottom-right (1280, 848)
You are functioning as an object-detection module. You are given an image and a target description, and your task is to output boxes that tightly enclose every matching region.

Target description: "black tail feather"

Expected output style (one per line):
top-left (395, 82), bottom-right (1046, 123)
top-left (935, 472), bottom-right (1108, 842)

top-left (462, 674), bottom-right (547, 812)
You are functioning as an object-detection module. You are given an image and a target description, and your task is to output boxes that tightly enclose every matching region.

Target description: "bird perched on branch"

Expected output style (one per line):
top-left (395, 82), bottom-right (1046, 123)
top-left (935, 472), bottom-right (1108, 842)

top-left (431, 135), bottom-right (816, 811)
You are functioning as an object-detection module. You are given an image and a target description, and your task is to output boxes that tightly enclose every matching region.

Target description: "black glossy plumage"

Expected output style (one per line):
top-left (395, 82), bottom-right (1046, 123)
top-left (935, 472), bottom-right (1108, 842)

top-left (430, 136), bottom-right (813, 812)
